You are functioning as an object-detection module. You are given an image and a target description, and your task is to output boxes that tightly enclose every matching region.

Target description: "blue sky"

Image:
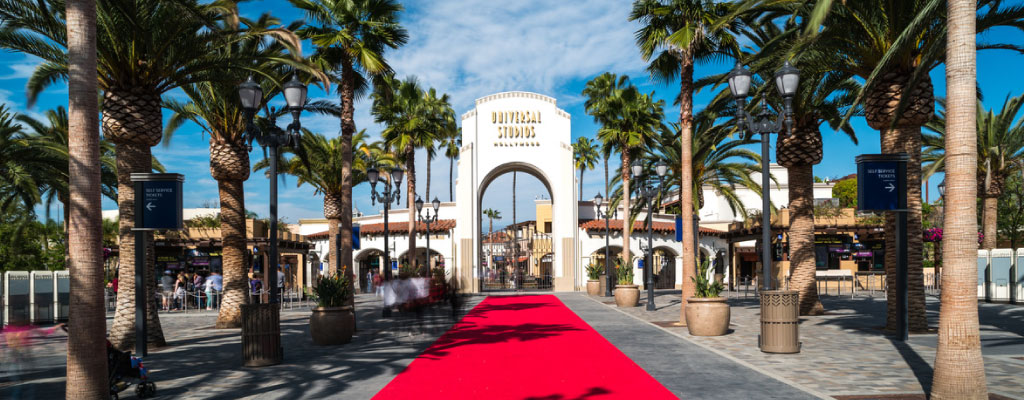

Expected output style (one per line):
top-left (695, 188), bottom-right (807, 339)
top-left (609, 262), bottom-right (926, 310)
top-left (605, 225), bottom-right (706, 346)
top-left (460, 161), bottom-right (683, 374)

top-left (3, 1), bottom-right (1024, 230)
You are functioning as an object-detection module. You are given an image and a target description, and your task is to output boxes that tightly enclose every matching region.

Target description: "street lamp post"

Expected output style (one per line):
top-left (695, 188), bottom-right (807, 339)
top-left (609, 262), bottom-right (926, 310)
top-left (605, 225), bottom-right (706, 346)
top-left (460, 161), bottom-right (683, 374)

top-left (239, 74), bottom-right (308, 304)
top-left (594, 193), bottom-right (616, 297)
top-left (368, 165), bottom-right (404, 316)
top-left (632, 160), bottom-right (668, 311)
top-left (726, 60), bottom-right (800, 291)
top-left (416, 196), bottom-right (441, 275)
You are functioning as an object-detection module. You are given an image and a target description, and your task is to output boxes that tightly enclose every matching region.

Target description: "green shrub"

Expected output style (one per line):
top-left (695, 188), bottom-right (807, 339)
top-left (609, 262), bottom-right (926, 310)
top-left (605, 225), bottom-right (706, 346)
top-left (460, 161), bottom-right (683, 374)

top-left (585, 262), bottom-right (603, 280)
top-left (615, 257), bottom-right (634, 286)
top-left (692, 259), bottom-right (724, 298)
top-left (313, 271), bottom-right (351, 308)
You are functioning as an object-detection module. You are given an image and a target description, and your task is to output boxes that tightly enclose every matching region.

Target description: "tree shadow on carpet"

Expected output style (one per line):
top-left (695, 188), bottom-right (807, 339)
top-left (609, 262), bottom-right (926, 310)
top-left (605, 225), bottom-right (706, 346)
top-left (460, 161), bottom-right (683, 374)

top-left (418, 321), bottom-right (583, 359)
top-left (524, 386), bottom-right (612, 400)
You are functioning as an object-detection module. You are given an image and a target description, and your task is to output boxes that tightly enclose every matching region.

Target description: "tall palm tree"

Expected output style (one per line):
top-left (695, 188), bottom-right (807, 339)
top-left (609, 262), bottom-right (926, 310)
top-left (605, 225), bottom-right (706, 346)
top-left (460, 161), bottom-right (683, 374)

top-left (932, 1), bottom-right (986, 397)
top-left (923, 95), bottom-right (1024, 250)
top-left (631, 0), bottom-right (741, 315)
top-left (482, 208), bottom-right (502, 241)
top-left (573, 137), bottom-right (599, 202)
top-left (373, 76), bottom-right (442, 269)
top-left (774, 0), bottom-right (1024, 333)
top-left (0, 0), bottom-right (301, 349)
top-left (443, 127), bottom-right (461, 202)
top-left (421, 87), bottom-right (456, 203)
top-left (585, 75), bottom-right (666, 281)
top-left (160, 14), bottom-right (319, 328)
top-left (291, 0), bottom-right (408, 276)
top-left (64, 0), bottom-right (106, 395)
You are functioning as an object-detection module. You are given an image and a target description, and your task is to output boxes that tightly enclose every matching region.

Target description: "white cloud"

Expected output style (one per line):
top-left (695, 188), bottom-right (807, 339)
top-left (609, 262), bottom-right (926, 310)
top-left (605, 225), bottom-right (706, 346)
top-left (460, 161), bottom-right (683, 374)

top-left (0, 55), bottom-right (40, 80)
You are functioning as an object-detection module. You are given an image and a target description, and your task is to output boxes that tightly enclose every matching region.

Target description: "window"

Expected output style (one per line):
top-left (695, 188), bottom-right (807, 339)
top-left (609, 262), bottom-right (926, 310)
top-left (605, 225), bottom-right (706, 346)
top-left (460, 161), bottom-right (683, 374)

top-left (544, 221), bottom-right (552, 233)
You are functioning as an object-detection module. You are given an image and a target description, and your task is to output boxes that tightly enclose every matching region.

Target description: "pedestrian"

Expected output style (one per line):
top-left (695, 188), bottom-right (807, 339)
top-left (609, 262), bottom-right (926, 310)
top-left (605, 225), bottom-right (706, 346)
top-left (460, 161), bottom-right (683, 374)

top-left (173, 273), bottom-right (187, 310)
top-left (367, 269), bottom-right (374, 293)
top-left (160, 271), bottom-right (174, 311)
top-left (249, 273), bottom-right (262, 304)
top-left (193, 272), bottom-right (204, 308)
top-left (205, 271), bottom-right (223, 310)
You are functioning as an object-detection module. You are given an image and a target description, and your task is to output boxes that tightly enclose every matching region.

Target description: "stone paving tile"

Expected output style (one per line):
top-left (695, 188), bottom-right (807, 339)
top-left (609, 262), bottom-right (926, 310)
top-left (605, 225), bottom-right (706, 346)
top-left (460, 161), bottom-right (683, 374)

top-left (591, 290), bottom-right (1024, 399)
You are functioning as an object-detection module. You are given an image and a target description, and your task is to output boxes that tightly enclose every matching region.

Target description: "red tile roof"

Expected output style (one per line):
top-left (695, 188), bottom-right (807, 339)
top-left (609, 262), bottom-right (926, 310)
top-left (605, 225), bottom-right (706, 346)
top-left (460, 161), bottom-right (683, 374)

top-left (579, 219), bottom-right (721, 235)
top-left (305, 219), bottom-right (456, 239)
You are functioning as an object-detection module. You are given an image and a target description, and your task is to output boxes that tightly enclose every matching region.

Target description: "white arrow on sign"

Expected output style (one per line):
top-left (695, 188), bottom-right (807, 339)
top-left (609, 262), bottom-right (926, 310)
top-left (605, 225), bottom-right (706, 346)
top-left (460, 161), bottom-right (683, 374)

top-left (146, 202), bottom-right (156, 211)
top-left (885, 183), bottom-right (896, 192)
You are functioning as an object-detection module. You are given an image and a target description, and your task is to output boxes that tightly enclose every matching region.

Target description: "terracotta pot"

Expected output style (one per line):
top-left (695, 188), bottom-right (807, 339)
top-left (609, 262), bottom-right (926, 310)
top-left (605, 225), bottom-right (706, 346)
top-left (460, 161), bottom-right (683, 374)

top-left (586, 280), bottom-right (600, 296)
top-left (684, 297), bottom-right (730, 336)
top-left (310, 306), bottom-right (354, 345)
top-left (614, 285), bottom-right (640, 307)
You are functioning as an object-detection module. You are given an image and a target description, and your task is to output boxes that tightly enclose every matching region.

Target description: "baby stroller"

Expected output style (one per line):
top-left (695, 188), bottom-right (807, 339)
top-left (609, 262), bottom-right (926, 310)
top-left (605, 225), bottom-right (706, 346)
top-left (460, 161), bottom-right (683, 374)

top-left (108, 341), bottom-right (156, 400)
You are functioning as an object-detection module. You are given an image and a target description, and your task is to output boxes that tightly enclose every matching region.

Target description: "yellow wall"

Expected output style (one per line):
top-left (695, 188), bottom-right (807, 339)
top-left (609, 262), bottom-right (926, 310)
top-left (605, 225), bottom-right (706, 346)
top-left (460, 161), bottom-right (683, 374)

top-left (536, 201), bottom-right (552, 233)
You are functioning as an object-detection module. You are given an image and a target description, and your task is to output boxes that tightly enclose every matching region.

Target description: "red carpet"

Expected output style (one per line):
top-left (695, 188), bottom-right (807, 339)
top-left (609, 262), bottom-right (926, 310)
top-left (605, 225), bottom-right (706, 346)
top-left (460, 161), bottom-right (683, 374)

top-left (373, 295), bottom-right (677, 399)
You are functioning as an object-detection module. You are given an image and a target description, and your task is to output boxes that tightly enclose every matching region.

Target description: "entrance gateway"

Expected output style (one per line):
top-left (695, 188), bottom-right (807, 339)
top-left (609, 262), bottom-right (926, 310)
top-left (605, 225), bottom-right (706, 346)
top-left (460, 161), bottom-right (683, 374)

top-left (455, 92), bottom-right (577, 293)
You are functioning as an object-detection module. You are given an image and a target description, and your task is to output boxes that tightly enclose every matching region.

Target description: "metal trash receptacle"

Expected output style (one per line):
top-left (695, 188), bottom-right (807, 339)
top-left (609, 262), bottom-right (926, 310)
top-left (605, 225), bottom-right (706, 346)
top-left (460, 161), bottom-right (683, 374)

top-left (759, 290), bottom-right (800, 353)
top-left (241, 303), bottom-right (283, 367)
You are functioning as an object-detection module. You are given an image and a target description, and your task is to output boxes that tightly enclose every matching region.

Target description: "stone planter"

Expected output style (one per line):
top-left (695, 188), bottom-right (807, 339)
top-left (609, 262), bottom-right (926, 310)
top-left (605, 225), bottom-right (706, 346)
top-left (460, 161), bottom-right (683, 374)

top-left (614, 285), bottom-right (640, 307)
top-left (310, 306), bottom-right (354, 345)
top-left (586, 280), bottom-right (600, 296)
top-left (684, 297), bottom-right (730, 336)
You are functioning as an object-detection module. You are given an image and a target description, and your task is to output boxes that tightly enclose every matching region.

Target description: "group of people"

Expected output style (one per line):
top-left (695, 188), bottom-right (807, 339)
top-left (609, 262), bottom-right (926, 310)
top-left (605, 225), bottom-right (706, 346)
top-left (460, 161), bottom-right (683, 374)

top-left (247, 266), bottom-right (286, 304)
top-left (158, 270), bottom-right (222, 311)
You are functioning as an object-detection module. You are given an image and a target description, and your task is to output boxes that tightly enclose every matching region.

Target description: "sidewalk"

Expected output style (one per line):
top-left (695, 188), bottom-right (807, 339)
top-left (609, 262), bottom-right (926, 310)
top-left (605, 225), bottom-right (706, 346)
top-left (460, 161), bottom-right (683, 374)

top-left (593, 290), bottom-right (1024, 399)
top-left (1, 294), bottom-right (481, 399)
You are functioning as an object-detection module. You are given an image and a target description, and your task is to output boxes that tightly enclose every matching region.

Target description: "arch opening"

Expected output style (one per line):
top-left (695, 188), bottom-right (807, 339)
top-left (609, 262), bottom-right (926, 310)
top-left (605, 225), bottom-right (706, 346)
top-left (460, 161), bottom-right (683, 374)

top-left (478, 166), bottom-right (555, 291)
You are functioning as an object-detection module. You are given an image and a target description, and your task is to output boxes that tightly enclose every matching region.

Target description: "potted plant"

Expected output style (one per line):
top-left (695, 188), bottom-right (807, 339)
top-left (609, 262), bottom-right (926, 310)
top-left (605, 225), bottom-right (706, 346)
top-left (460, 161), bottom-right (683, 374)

top-left (614, 257), bottom-right (639, 307)
top-left (309, 269), bottom-right (354, 345)
top-left (684, 259), bottom-right (730, 336)
top-left (585, 262), bottom-right (602, 295)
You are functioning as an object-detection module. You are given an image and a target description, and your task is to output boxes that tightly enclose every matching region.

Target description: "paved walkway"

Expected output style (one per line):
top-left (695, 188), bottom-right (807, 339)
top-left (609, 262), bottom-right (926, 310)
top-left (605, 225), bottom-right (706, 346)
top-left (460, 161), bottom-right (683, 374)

top-left (602, 290), bottom-right (1024, 399)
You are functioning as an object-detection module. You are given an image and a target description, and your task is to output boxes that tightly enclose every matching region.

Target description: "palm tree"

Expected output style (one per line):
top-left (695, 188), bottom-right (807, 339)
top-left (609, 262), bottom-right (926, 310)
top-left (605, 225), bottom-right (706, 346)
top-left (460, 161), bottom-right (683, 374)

top-left (923, 95), bottom-right (1024, 250)
top-left (584, 74), bottom-right (666, 281)
top-left (0, 105), bottom-right (42, 213)
top-left (64, 0), bottom-right (106, 395)
top-left (17, 107), bottom-right (123, 229)
top-left (483, 208), bottom-right (502, 242)
top-left (0, 0), bottom-right (302, 349)
top-left (443, 128), bottom-right (462, 202)
top-left (291, 0), bottom-right (408, 276)
top-left (160, 14), bottom-right (319, 328)
top-left (373, 76), bottom-right (442, 269)
top-left (421, 87), bottom-right (456, 203)
top-left (932, 1), bottom-right (986, 397)
top-left (573, 137), bottom-right (599, 202)
top-left (631, 0), bottom-right (741, 315)
top-left (773, 0), bottom-right (1024, 333)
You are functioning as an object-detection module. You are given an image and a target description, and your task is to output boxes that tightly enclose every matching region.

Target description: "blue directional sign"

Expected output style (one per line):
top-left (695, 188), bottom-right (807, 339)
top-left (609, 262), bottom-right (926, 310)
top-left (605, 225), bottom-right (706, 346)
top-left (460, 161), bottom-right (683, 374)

top-left (855, 154), bottom-right (907, 212)
top-left (131, 173), bottom-right (184, 230)
top-left (352, 225), bottom-right (361, 250)
top-left (675, 215), bottom-right (682, 242)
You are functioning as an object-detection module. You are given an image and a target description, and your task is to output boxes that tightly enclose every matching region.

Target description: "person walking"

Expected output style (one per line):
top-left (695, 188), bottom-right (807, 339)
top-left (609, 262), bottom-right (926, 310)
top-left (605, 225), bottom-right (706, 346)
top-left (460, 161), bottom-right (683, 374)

top-left (173, 273), bottom-right (187, 310)
top-left (160, 271), bottom-right (175, 311)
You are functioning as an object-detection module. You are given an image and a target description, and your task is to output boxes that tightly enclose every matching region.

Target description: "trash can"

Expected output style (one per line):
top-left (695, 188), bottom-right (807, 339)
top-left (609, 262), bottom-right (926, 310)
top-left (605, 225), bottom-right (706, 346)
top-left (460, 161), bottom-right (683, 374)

top-left (241, 303), bottom-right (283, 367)
top-left (759, 290), bottom-right (800, 353)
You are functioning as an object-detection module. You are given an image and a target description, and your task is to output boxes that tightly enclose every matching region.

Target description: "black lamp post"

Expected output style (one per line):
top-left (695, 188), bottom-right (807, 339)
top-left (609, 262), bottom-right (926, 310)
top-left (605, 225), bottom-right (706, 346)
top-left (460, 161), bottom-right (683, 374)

top-left (416, 196), bottom-right (441, 275)
top-left (368, 165), bottom-right (403, 317)
top-left (239, 74), bottom-right (308, 304)
top-left (632, 159), bottom-right (668, 311)
top-left (727, 60), bottom-right (799, 291)
top-left (594, 192), bottom-right (616, 297)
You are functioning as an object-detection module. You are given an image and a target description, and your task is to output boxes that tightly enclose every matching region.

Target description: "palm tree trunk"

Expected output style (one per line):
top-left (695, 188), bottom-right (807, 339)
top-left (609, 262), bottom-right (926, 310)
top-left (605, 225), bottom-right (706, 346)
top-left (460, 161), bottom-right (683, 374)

top-left (215, 179), bottom-right (248, 328)
top-left (339, 60), bottom-right (356, 294)
top-left (881, 126), bottom-right (928, 332)
top-left (407, 146), bottom-right (417, 270)
top-left (678, 54), bottom-right (696, 319)
top-left (931, 1), bottom-right (987, 396)
top-left (621, 153), bottom-right (631, 281)
top-left (579, 169), bottom-right (584, 202)
top-left (426, 152), bottom-right (431, 201)
top-left (787, 164), bottom-right (823, 315)
top-left (110, 144), bottom-right (165, 348)
top-left (604, 154), bottom-right (609, 197)
top-left (982, 195), bottom-right (998, 249)
top-left (327, 217), bottom-right (340, 274)
top-left (66, 1), bottom-right (107, 395)
top-left (449, 156), bottom-right (454, 202)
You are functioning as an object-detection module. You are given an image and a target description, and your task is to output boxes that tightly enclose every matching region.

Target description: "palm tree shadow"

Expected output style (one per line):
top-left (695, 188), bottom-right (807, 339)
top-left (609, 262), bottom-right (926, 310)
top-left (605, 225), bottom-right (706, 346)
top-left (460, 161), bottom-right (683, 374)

top-left (418, 321), bottom-right (582, 359)
top-left (524, 386), bottom-right (613, 400)
top-left (888, 338), bottom-right (933, 393)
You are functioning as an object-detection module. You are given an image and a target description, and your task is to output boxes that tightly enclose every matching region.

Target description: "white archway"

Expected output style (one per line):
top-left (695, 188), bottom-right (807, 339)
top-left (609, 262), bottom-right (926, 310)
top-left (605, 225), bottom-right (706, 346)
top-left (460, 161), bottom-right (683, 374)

top-left (455, 92), bottom-right (577, 292)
